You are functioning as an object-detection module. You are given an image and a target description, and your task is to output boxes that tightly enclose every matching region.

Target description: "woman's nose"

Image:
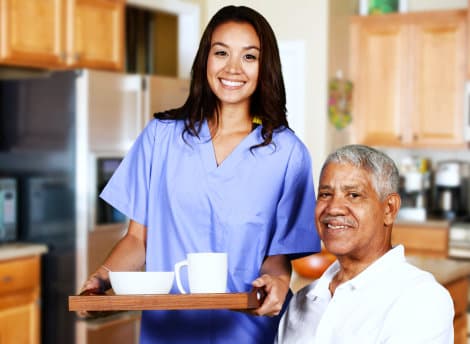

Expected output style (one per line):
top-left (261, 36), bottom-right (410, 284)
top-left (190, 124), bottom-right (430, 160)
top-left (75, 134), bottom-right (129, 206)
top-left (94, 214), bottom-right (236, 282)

top-left (225, 56), bottom-right (241, 73)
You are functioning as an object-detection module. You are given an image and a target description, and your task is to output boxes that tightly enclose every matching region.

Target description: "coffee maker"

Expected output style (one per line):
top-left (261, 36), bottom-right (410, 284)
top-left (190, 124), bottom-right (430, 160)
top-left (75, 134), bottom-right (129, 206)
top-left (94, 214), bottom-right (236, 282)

top-left (433, 160), bottom-right (470, 220)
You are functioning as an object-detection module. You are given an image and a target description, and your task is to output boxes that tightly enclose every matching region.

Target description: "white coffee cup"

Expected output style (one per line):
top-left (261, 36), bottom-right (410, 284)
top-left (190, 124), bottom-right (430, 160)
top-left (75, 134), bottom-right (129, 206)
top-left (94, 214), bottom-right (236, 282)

top-left (174, 252), bottom-right (227, 294)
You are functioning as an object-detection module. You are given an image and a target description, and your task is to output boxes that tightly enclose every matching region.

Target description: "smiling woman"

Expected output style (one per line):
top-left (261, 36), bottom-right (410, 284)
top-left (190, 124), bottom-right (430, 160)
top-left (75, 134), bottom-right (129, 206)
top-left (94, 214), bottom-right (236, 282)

top-left (79, 5), bottom-right (320, 344)
top-left (206, 22), bottom-right (260, 111)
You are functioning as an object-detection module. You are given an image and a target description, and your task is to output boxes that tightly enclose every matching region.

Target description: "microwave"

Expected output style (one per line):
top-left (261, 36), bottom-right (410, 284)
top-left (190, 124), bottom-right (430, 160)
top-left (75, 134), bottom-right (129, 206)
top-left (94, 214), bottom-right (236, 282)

top-left (88, 155), bottom-right (126, 229)
top-left (20, 175), bottom-right (74, 240)
top-left (0, 177), bottom-right (17, 242)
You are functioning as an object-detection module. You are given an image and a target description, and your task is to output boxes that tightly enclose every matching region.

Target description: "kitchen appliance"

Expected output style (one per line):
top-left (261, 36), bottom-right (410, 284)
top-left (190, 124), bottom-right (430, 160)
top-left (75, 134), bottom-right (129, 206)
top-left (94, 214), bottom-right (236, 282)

top-left (95, 157), bottom-right (125, 225)
top-left (0, 69), bottom-right (189, 344)
top-left (397, 157), bottom-right (431, 222)
top-left (20, 174), bottom-right (74, 240)
top-left (448, 221), bottom-right (470, 259)
top-left (0, 177), bottom-right (17, 242)
top-left (433, 160), bottom-right (470, 220)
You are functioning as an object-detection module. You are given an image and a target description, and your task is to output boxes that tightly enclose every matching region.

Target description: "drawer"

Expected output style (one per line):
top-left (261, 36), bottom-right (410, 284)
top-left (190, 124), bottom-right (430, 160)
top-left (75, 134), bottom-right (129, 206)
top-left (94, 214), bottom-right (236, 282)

top-left (445, 277), bottom-right (468, 318)
top-left (0, 256), bottom-right (40, 295)
top-left (392, 224), bottom-right (448, 257)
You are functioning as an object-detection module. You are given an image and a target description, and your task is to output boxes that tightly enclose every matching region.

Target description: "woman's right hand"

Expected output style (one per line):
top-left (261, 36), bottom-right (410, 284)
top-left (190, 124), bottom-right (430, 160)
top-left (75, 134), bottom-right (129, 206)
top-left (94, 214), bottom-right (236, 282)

top-left (76, 273), bottom-right (111, 319)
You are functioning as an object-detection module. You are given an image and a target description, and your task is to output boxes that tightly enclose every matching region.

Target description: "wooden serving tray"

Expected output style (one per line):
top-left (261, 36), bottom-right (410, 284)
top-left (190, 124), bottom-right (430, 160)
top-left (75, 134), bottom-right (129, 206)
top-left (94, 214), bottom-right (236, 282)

top-left (69, 289), bottom-right (264, 312)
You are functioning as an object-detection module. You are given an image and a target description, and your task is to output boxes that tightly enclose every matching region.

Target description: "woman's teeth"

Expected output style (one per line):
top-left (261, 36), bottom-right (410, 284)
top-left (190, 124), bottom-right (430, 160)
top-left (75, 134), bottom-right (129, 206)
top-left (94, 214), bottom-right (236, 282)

top-left (221, 79), bottom-right (244, 87)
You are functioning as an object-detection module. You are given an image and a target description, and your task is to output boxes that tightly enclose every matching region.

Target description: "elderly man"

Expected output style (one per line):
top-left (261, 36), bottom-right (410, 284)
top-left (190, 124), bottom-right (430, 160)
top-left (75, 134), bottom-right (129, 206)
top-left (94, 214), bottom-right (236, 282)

top-left (276, 145), bottom-right (454, 343)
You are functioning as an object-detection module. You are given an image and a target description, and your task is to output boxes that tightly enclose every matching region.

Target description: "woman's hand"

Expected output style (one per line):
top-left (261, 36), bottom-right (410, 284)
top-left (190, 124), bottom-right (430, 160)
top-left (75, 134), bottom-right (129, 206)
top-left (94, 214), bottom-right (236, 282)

top-left (76, 270), bottom-right (111, 319)
top-left (251, 273), bottom-right (290, 316)
top-left (76, 220), bottom-right (147, 318)
top-left (250, 254), bottom-right (291, 317)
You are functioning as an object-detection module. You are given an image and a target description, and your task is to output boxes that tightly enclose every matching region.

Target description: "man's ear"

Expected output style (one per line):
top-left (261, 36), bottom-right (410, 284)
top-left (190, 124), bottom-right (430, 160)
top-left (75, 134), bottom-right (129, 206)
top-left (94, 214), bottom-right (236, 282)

top-left (384, 193), bottom-right (401, 226)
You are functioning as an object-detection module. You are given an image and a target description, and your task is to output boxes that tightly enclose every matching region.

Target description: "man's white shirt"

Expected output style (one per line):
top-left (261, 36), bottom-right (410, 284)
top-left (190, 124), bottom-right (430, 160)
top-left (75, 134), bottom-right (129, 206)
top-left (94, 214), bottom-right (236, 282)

top-left (276, 245), bottom-right (454, 344)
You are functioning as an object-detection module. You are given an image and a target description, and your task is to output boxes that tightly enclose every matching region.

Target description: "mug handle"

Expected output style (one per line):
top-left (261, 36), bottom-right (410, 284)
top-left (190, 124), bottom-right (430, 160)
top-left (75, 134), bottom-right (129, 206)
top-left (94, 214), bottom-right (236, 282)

top-left (174, 260), bottom-right (188, 294)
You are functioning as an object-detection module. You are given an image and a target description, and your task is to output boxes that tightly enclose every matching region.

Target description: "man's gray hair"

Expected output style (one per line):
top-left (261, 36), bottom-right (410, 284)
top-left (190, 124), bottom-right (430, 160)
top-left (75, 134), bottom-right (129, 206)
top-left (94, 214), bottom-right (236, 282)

top-left (321, 144), bottom-right (400, 199)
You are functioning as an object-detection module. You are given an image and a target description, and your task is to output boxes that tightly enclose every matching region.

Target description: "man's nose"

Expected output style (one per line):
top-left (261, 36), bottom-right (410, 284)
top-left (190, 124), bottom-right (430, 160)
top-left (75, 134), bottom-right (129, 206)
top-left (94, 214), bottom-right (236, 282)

top-left (324, 196), bottom-right (347, 215)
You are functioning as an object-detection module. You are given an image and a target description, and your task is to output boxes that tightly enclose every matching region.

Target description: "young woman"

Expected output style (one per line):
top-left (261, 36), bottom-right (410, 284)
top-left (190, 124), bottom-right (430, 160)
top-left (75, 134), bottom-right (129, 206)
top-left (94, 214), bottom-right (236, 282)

top-left (80, 5), bottom-right (320, 343)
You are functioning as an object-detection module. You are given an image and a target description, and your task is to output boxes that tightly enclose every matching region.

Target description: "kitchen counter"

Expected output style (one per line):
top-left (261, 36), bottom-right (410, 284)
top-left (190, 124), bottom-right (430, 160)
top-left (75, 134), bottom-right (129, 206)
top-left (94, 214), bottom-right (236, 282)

top-left (407, 255), bottom-right (470, 285)
top-left (0, 242), bottom-right (48, 261)
top-left (395, 218), bottom-right (450, 228)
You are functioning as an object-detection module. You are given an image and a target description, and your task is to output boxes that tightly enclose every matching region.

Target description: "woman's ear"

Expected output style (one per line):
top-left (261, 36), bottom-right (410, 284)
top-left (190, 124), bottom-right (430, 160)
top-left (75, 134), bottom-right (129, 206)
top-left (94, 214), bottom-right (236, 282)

top-left (384, 193), bottom-right (401, 226)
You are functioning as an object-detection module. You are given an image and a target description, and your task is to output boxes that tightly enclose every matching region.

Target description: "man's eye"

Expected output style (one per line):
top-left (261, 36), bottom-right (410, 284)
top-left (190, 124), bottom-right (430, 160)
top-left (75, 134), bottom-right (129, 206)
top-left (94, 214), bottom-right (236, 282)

top-left (349, 193), bottom-right (360, 198)
top-left (318, 192), bottom-right (331, 199)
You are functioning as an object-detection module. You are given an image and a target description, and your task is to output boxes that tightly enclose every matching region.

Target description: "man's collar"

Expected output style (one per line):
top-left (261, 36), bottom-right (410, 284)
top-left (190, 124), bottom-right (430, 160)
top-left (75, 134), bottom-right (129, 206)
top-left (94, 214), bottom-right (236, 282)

top-left (306, 245), bottom-right (406, 299)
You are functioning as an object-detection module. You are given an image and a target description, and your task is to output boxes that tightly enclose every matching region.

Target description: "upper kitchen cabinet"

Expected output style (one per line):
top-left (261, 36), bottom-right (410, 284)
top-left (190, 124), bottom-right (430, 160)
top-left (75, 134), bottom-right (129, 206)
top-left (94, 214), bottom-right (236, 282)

top-left (350, 10), bottom-right (467, 148)
top-left (0, 0), bottom-right (125, 71)
top-left (71, 0), bottom-right (124, 70)
top-left (0, 0), bottom-right (68, 68)
top-left (468, 0), bottom-right (470, 78)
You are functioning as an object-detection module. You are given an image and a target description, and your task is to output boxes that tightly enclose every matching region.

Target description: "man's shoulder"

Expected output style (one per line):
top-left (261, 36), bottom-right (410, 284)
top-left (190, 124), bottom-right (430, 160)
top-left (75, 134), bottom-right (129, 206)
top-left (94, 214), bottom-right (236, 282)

top-left (388, 261), bottom-right (453, 308)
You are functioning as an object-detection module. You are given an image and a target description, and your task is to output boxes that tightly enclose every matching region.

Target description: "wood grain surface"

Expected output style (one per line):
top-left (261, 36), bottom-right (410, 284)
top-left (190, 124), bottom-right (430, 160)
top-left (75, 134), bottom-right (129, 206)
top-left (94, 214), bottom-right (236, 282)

top-left (69, 289), bottom-right (263, 311)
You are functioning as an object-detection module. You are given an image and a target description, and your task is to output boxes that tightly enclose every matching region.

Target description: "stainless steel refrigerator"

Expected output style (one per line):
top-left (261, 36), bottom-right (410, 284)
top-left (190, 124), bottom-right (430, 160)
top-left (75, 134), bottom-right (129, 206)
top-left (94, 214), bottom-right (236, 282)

top-left (0, 69), bottom-right (189, 344)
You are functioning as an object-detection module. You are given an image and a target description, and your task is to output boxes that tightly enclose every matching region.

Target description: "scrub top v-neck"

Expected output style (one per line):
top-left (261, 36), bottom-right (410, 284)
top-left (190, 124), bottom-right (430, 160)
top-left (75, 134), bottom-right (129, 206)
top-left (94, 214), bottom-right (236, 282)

top-left (100, 118), bottom-right (320, 344)
top-left (198, 119), bottom-right (260, 172)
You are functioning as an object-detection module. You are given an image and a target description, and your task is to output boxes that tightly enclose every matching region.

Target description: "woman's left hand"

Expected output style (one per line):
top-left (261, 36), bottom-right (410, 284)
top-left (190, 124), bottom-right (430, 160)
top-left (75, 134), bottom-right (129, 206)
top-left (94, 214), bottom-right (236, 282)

top-left (250, 273), bottom-right (290, 317)
top-left (249, 254), bottom-right (291, 317)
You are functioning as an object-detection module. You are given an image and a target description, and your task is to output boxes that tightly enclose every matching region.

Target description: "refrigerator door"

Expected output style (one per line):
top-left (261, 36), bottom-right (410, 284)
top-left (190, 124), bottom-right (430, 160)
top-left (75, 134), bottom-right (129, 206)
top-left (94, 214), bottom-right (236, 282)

top-left (143, 75), bottom-right (189, 127)
top-left (78, 70), bottom-right (144, 153)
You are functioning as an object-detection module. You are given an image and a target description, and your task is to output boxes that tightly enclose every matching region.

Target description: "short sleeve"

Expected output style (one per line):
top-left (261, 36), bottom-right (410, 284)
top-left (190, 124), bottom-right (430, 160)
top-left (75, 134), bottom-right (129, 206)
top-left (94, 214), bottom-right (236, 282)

top-left (268, 139), bottom-right (321, 258)
top-left (99, 120), bottom-right (157, 226)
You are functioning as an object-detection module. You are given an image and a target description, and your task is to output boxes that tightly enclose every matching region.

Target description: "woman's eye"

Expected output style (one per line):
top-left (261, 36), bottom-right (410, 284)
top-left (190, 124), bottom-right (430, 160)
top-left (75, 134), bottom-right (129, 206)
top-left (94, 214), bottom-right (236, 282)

top-left (214, 50), bottom-right (228, 57)
top-left (244, 54), bottom-right (257, 61)
top-left (349, 193), bottom-right (360, 199)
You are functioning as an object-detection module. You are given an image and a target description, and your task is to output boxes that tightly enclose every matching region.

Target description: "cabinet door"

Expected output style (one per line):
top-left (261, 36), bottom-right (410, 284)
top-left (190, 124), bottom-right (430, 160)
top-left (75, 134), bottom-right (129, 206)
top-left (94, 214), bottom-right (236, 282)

top-left (0, 0), bottom-right (67, 68)
top-left (409, 11), bottom-right (466, 147)
top-left (72, 0), bottom-right (125, 71)
top-left (350, 16), bottom-right (408, 146)
top-left (0, 303), bottom-right (39, 344)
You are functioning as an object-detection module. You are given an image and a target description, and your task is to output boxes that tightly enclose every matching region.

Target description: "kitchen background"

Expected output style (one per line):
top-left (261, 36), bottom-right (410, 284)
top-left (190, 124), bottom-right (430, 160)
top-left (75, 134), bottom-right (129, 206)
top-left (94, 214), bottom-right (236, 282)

top-left (1, 0), bottom-right (470, 343)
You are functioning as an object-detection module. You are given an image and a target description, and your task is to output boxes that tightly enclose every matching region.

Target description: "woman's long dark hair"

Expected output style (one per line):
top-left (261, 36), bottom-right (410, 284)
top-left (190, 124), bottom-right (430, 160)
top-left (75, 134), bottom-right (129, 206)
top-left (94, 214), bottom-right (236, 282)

top-left (154, 5), bottom-right (288, 148)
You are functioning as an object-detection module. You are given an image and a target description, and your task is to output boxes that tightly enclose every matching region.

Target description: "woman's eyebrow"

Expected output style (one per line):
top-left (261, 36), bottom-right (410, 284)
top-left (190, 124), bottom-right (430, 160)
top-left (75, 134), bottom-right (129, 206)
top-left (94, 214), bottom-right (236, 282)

top-left (211, 42), bottom-right (260, 51)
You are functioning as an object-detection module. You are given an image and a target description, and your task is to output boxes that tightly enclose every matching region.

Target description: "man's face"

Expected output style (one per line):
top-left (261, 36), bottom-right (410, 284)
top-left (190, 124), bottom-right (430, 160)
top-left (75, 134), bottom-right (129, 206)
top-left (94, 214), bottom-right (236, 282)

top-left (315, 162), bottom-right (392, 262)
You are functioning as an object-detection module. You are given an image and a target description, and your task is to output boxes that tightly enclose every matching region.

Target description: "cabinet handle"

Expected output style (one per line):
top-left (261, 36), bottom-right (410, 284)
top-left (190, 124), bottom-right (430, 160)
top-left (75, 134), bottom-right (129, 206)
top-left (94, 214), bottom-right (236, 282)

top-left (1, 275), bottom-right (12, 283)
top-left (398, 135), bottom-right (402, 141)
top-left (413, 134), bottom-right (418, 141)
top-left (75, 52), bottom-right (81, 62)
top-left (60, 52), bottom-right (66, 62)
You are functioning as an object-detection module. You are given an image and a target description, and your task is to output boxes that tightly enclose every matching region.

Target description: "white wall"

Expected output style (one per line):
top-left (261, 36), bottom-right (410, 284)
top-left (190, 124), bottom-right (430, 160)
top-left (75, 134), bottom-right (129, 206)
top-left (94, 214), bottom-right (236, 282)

top-left (203, 0), bottom-right (329, 183)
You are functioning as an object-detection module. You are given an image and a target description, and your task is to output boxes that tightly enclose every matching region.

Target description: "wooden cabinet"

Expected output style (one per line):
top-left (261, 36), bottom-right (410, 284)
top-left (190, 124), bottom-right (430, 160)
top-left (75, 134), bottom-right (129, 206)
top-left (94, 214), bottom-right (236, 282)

top-left (446, 277), bottom-right (468, 344)
top-left (70, 0), bottom-right (124, 70)
top-left (0, 0), bottom-right (124, 71)
top-left (0, 256), bottom-right (41, 344)
top-left (467, 0), bottom-right (470, 78)
top-left (350, 10), bottom-right (467, 148)
top-left (392, 221), bottom-right (449, 257)
top-left (0, 0), bottom-right (68, 68)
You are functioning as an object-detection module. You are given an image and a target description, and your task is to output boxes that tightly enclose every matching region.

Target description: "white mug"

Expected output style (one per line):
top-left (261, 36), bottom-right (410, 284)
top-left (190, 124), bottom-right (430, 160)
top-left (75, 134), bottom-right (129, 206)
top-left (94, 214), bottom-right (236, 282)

top-left (174, 252), bottom-right (227, 294)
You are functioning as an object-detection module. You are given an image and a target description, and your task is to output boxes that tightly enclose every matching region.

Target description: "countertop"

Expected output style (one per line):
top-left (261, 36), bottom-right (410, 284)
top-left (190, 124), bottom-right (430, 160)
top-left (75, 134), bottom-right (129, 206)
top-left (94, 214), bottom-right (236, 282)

top-left (395, 218), bottom-right (451, 228)
top-left (407, 255), bottom-right (470, 285)
top-left (0, 242), bottom-right (48, 261)
top-left (291, 254), bottom-right (470, 292)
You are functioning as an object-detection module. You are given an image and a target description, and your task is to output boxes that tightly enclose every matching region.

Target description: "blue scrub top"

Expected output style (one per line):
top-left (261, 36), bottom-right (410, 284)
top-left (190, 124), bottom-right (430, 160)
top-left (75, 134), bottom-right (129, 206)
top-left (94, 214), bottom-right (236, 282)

top-left (101, 119), bottom-right (320, 343)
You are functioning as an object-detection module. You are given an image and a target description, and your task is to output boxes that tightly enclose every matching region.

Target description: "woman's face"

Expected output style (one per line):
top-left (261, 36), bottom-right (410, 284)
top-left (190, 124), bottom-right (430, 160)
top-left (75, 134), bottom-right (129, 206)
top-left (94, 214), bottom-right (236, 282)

top-left (206, 21), bottom-right (260, 109)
